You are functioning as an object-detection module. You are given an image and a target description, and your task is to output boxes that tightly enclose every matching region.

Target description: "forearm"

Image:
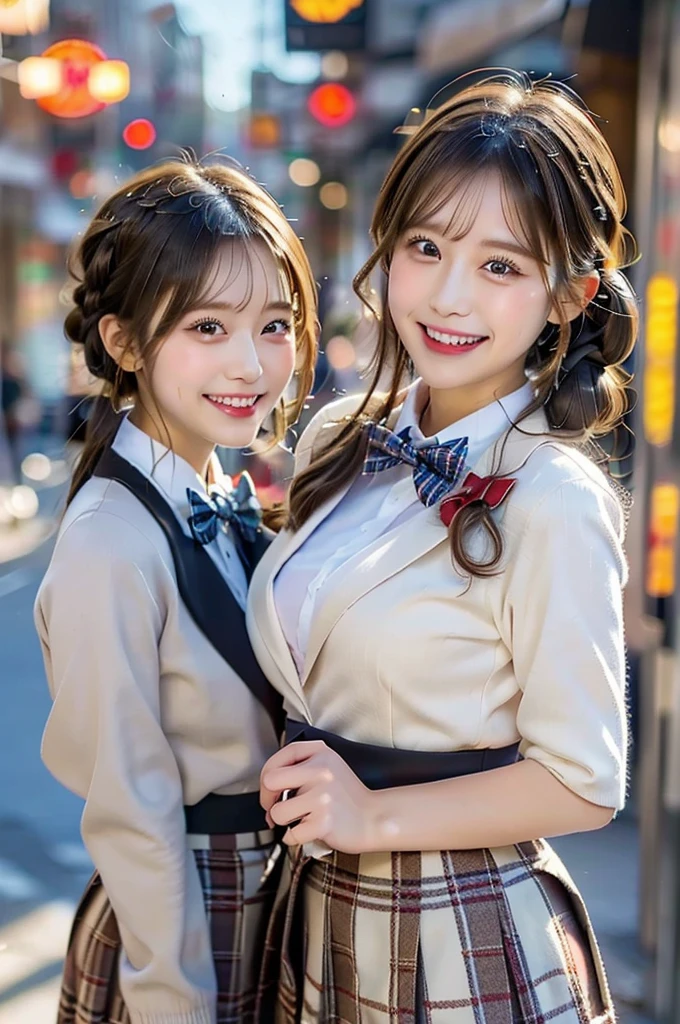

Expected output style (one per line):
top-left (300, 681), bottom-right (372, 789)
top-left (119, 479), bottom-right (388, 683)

top-left (367, 758), bottom-right (614, 853)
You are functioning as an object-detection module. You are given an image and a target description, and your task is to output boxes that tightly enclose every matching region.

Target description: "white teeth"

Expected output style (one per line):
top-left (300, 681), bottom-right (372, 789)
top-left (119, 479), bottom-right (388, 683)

top-left (207, 395), bottom-right (258, 407)
top-left (425, 326), bottom-right (484, 345)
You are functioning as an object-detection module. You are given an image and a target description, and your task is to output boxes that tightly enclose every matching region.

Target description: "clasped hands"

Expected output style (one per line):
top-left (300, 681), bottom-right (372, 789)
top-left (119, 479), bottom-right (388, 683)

top-left (260, 740), bottom-right (385, 854)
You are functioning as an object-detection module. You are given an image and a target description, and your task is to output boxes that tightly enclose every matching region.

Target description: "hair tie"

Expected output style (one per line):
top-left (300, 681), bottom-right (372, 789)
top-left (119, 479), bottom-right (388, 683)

top-left (557, 319), bottom-right (606, 388)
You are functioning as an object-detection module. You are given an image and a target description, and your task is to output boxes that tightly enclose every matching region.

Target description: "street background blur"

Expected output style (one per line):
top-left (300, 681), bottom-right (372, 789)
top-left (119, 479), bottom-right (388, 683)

top-left (1, 0), bottom-right (680, 1021)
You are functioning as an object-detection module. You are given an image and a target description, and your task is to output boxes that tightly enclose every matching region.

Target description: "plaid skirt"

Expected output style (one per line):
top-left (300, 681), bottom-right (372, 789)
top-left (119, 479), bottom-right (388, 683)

top-left (261, 839), bottom-right (616, 1024)
top-left (57, 830), bottom-right (281, 1024)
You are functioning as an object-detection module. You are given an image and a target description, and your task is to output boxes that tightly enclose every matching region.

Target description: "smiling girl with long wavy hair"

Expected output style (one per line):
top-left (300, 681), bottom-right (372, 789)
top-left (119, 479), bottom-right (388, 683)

top-left (248, 71), bottom-right (636, 1023)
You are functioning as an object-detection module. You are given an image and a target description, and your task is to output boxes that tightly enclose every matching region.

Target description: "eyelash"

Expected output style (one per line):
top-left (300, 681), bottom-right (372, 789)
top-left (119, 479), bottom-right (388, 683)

top-left (407, 234), bottom-right (440, 256)
top-left (188, 317), bottom-right (292, 336)
top-left (407, 236), bottom-right (523, 278)
top-left (486, 254), bottom-right (522, 277)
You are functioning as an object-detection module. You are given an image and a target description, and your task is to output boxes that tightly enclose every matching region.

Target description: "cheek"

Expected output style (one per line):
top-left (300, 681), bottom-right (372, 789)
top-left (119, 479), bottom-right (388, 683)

top-left (263, 337), bottom-right (296, 383)
top-left (388, 255), bottom-right (423, 319)
top-left (492, 282), bottom-right (552, 336)
top-left (148, 337), bottom-right (214, 399)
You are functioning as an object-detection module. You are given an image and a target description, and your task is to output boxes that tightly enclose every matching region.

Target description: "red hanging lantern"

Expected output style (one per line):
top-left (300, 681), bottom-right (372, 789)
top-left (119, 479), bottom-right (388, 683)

top-left (36, 39), bottom-right (107, 119)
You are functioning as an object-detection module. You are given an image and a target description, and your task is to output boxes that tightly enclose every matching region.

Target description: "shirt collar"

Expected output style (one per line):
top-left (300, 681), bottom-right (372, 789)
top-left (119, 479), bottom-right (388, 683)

top-left (111, 414), bottom-right (230, 517)
top-left (394, 378), bottom-right (535, 465)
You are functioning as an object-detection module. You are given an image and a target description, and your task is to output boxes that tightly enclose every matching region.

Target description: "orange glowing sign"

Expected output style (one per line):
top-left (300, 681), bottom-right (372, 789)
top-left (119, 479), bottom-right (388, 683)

top-left (36, 39), bottom-right (107, 118)
top-left (291, 0), bottom-right (363, 22)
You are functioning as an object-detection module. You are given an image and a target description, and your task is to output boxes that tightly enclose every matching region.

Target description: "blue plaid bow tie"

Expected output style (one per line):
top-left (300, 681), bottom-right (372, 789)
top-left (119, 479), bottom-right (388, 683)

top-left (186, 472), bottom-right (262, 545)
top-left (363, 423), bottom-right (469, 507)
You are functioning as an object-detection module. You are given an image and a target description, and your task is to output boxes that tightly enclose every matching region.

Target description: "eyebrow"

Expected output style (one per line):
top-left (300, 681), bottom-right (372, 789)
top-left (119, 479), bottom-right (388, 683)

top-left (478, 238), bottom-right (534, 258)
top-left (194, 300), bottom-right (293, 314)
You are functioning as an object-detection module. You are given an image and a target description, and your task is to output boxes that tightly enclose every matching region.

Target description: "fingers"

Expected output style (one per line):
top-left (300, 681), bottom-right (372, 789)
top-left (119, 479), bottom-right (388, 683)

top-left (259, 742), bottom-right (331, 811)
top-left (263, 740), bottom-right (328, 774)
top-left (269, 790), bottom-right (315, 828)
top-left (263, 762), bottom-right (331, 797)
top-left (284, 815), bottom-right (329, 847)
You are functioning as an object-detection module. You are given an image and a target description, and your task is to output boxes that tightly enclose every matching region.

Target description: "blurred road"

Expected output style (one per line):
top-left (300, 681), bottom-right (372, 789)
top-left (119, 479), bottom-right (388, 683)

top-left (0, 538), bottom-right (92, 1022)
top-left (0, 530), bottom-right (654, 1023)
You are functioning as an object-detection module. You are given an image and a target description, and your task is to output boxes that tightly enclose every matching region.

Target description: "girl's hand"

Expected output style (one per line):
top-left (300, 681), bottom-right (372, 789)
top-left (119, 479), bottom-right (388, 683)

top-left (260, 741), bottom-right (380, 853)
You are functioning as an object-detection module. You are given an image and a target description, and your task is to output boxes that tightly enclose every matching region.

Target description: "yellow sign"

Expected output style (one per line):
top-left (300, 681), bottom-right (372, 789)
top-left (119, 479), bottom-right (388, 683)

top-left (644, 273), bottom-right (678, 446)
top-left (291, 0), bottom-right (363, 23)
top-left (647, 482), bottom-right (680, 597)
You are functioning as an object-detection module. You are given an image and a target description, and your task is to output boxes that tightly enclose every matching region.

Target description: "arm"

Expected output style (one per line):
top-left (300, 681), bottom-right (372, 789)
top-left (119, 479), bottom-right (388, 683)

top-left (262, 475), bottom-right (627, 853)
top-left (37, 512), bottom-right (216, 1024)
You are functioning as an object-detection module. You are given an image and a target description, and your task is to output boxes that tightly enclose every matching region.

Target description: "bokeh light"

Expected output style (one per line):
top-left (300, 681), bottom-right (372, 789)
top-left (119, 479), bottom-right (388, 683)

top-left (36, 38), bottom-right (107, 119)
top-left (8, 485), bottom-right (39, 520)
top-left (321, 50), bottom-right (349, 80)
top-left (122, 118), bottom-right (157, 150)
top-left (289, 157), bottom-right (321, 187)
top-left (326, 334), bottom-right (356, 370)
top-left (69, 170), bottom-right (96, 199)
top-left (308, 82), bottom-right (356, 127)
top-left (88, 59), bottom-right (130, 104)
top-left (21, 453), bottom-right (52, 482)
top-left (319, 181), bottom-right (348, 209)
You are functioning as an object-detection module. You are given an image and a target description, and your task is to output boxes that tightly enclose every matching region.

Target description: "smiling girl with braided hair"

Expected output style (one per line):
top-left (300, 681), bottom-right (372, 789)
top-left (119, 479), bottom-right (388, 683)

top-left (247, 71), bottom-right (636, 1023)
top-left (34, 158), bottom-right (317, 1024)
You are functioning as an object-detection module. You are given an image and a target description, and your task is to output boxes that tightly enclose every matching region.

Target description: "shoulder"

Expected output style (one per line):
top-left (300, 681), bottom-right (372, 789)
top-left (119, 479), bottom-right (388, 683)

top-left (46, 477), bottom-right (176, 592)
top-left (293, 390), bottom-right (391, 473)
top-left (501, 437), bottom-right (628, 578)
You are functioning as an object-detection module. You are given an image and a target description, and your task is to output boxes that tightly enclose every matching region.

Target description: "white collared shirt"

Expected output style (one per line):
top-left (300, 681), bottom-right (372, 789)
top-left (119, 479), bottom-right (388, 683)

top-left (112, 416), bottom-right (249, 610)
top-left (274, 380), bottom-right (534, 675)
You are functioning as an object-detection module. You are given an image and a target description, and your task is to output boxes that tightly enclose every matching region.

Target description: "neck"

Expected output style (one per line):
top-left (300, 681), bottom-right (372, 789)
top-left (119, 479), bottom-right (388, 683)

top-left (128, 405), bottom-right (214, 480)
top-left (419, 379), bottom-right (527, 435)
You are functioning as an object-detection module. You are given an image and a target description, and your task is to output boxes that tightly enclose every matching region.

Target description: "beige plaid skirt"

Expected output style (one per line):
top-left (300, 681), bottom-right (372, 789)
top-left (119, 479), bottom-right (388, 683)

top-left (57, 831), bottom-right (280, 1024)
top-left (261, 839), bottom-right (615, 1024)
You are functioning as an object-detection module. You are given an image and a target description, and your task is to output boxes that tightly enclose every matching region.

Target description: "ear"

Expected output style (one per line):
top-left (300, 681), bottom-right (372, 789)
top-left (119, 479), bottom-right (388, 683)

top-left (546, 270), bottom-right (600, 325)
top-left (99, 314), bottom-right (141, 372)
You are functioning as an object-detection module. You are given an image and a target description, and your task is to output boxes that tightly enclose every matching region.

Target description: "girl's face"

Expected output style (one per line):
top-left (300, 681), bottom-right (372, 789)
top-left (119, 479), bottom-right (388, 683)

top-left (388, 170), bottom-right (556, 418)
top-left (133, 239), bottom-right (296, 472)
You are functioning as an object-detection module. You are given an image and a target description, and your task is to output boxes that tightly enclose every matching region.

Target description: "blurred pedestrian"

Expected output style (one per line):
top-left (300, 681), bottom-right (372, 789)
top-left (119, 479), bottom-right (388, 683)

top-left (34, 158), bottom-right (317, 1024)
top-left (251, 70), bottom-right (637, 1023)
top-left (1, 341), bottom-right (27, 481)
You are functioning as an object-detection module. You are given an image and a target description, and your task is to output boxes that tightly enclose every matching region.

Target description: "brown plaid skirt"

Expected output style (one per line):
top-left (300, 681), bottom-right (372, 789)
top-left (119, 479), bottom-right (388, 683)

top-left (57, 831), bottom-right (281, 1024)
top-left (260, 839), bottom-right (616, 1024)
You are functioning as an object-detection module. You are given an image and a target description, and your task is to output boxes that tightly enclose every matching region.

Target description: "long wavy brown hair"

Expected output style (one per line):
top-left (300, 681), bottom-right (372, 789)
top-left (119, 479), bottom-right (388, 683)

top-left (288, 70), bottom-right (638, 577)
top-left (65, 158), bottom-right (318, 511)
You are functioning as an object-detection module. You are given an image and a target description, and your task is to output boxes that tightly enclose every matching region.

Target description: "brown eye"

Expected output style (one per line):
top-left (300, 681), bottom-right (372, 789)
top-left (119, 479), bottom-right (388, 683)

top-left (262, 319), bottom-right (291, 335)
top-left (483, 258), bottom-right (521, 278)
top-left (409, 236), bottom-right (441, 259)
top-left (189, 319), bottom-right (225, 337)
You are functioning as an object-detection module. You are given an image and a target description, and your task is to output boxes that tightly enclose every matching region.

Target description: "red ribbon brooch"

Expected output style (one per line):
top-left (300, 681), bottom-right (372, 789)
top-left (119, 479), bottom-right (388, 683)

top-left (440, 472), bottom-right (517, 528)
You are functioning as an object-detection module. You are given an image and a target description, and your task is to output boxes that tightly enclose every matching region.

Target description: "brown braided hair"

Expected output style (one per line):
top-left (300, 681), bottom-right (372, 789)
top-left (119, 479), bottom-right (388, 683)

top-left (65, 158), bottom-right (318, 506)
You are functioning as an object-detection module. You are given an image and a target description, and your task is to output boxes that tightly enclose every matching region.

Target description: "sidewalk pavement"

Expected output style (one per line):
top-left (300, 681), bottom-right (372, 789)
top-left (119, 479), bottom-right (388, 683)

top-left (554, 813), bottom-right (654, 1023)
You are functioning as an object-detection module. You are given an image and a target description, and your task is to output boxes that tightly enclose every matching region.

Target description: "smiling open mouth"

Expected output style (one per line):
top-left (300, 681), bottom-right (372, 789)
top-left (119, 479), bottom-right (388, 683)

top-left (419, 324), bottom-right (489, 352)
top-left (203, 394), bottom-right (263, 418)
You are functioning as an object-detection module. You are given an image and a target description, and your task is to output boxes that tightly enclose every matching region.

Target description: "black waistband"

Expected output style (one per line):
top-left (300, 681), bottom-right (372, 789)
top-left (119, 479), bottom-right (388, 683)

top-left (285, 720), bottom-right (519, 790)
top-left (184, 791), bottom-right (267, 835)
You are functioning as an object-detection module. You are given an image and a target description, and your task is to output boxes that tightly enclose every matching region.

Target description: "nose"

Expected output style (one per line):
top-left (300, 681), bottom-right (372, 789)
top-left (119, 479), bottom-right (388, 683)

top-left (226, 330), bottom-right (263, 384)
top-left (429, 260), bottom-right (473, 320)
